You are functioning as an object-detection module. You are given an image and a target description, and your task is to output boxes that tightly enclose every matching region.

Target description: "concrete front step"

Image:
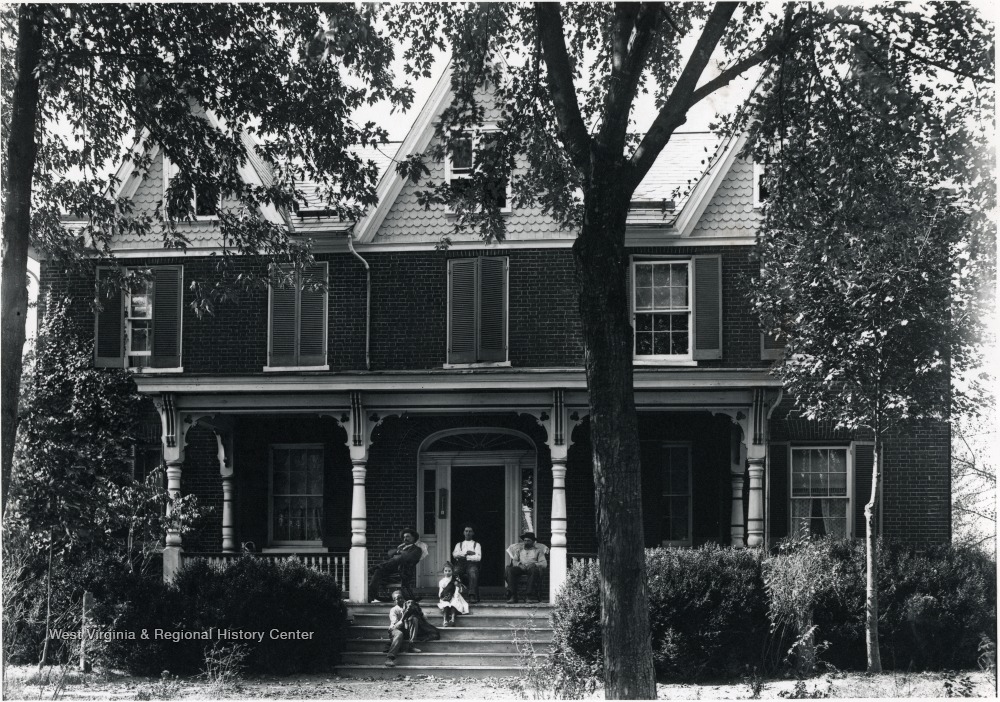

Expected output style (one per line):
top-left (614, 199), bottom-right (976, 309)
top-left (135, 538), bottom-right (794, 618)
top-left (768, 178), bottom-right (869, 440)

top-left (336, 664), bottom-right (526, 680)
top-left (341, 651), bottom-right (548, 667)
top-left (345, 637), bottom-right (530, 653)
top-left (346, 625), bottom-right (553, 641)
top-left (350, 612), bottom-right (552, 628)
top-left (349, 603), bottom-right (553, 618)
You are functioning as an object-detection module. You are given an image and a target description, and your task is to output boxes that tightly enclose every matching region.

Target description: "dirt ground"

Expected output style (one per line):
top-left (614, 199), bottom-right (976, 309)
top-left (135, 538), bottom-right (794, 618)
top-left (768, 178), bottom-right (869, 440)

top-left (2, 667), bottom-right (995, 700)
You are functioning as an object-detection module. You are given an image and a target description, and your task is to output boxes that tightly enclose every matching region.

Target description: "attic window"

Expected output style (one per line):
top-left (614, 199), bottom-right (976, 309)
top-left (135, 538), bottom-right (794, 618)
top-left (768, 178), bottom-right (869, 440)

top-left (163, 155), bottom-right (219, 220)
top-left (753, 162), bottom-right (769, 209)
top-left (445, 130), bottom-right (511, 213)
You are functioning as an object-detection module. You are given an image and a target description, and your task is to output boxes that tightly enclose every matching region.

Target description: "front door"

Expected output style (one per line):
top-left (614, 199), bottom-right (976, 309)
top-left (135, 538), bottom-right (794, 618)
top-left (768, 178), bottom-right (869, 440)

top-left (450, 466), bottom-right (506, 587)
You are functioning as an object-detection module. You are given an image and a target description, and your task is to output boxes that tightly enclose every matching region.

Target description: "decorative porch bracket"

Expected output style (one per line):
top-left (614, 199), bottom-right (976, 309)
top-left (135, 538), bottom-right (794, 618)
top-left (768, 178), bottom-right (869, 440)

top-left (153, 393), bottom-right (186, 581)
top-left (199, 415), bottom-right (236, 553)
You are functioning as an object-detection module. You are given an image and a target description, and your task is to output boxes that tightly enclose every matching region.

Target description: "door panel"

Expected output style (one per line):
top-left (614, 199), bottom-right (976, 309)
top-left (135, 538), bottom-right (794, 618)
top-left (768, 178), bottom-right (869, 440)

top-left (450, 466), bottom-right (506, 587)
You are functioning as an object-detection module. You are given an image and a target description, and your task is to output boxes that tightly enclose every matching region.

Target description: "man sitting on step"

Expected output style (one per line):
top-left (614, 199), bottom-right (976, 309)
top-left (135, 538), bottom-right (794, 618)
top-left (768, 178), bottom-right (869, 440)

top-left (504, 531), bottom-right (549, 603)
top-left (369, 527), bottom-right (426, 603)
top-left (384, 590), bottom-right (440, 668)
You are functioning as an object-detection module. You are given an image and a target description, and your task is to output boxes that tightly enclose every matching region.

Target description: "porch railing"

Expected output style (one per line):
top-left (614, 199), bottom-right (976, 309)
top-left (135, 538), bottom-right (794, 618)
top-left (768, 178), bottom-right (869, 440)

top-left (569, 552), bottom-right (599, 567)
top-left (183, 552), bottom-right (349, 593)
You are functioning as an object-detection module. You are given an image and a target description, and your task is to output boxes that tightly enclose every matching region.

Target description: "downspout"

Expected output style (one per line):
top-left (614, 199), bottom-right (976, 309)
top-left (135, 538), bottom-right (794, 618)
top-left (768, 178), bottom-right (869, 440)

top-left (346, 228), bottom-right (371, 371)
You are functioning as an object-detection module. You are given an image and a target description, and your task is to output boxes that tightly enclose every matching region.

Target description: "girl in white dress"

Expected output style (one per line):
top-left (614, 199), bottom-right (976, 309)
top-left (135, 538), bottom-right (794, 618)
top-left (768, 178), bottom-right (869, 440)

top-left (437, 561), bottom-right (469, 626)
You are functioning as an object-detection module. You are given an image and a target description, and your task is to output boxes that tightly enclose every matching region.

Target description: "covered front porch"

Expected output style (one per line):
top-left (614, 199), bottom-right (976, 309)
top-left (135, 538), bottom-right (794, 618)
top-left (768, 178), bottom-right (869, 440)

top-left (136, 370), bottom-right (780, 603)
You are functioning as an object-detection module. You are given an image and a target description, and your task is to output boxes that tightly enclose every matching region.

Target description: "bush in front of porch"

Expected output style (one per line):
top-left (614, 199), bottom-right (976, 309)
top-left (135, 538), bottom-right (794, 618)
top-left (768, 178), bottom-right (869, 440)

top-left (552, 546), bottom-right (770, 683)
top-left (549, 540), bottom-right (997, 685)
top-left (91, 557), bottom-right (348, 676)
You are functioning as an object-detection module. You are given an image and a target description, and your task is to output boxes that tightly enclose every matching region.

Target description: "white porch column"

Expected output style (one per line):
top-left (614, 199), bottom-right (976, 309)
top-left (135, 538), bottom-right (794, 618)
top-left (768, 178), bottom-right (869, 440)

top-left (347, 392), bottom-right (370, 603)
top-left (746, 389), bottom-right (768, 548)
top-left (155, 394), bottom-right (185, 582)
top-left (547, 389), bottom-right (573, 604)
top-left (747, 455), bottom-right (765, 547)
top-left (213, 425), bottom-right (236, 553)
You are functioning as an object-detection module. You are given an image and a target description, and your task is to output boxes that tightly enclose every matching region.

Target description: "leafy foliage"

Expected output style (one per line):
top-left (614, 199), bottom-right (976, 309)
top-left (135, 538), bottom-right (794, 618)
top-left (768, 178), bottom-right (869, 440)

top-left (89, 557), bottom-right (348, 676)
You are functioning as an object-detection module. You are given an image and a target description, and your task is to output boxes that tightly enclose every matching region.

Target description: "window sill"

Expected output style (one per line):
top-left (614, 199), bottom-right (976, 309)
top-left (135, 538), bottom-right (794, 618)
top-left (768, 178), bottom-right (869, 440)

top-left (633, 359), bottom-right (697, 367)
top-left (130, 366), bottom-right (185, 374)
top-left (443, 361), bottom-right (512, 369)
top-left (263, 365), bottom-right (330, 372)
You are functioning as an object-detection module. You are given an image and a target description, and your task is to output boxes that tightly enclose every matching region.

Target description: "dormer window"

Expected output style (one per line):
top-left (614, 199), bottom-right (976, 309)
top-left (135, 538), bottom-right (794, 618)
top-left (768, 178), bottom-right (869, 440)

top-left (445, 130), bottom-right (511, 212)
top-left (163, 155), bottom-right (219, 219)
top-left (753, 162), bottom-right (769, 209)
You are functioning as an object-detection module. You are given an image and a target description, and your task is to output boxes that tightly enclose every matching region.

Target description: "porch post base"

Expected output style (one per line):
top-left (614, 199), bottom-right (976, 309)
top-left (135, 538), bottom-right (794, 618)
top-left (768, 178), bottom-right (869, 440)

top-left (548, 547), bottom-right (567, 604)
top-left (349, 546), bottom-right (368, 603)
top-left (162, 546), bottom-right (183, 583)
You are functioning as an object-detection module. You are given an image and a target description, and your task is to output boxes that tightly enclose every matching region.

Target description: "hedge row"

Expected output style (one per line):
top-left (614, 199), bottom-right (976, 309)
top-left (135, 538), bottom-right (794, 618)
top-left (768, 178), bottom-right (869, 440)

top-left (88, 557), bottom-right (348, 675)
top-left (552, 540), bottom-right (996, 682)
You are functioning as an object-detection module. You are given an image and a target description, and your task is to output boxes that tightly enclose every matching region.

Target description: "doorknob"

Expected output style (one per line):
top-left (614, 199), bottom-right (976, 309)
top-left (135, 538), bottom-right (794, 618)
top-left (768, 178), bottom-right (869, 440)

top-left (438, 488), bottom-right (448, 519)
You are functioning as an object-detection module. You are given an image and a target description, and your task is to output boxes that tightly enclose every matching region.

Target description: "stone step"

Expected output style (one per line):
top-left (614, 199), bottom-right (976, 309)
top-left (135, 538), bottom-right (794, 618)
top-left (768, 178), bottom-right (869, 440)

top-left (349, 611), bottom-right (552, 628)
top-left (344, 638), bottom-right (531, 654)
top-left (346, 625), bottom-right (553, 641)
top-left (349, 603), bottom-right (552, 618)
top-left (336, 664), bottom-right (525, 680)
top-left (341, 651), bottom-right (548, 667)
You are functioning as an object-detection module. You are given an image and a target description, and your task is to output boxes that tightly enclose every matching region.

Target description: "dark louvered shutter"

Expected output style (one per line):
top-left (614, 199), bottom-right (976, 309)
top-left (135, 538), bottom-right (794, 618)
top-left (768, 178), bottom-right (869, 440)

top-left (853, 443), bottom-right (876, 539)
top-left (94, 268), bottom-right (124, 368)
top-left (478, 256), bottom-right (507, 362)
top-left (448, 258), bottom-right (477, 363)
top-left (298, 263), bottom-right (327, 366)
top-left (151, 266), bottom-right (183, 368)
top-left (269, 271), bottom-right (297, 367)
top-left (768, 443), bottom-right (789, 543)
top-left (692, 255), bottom-right (722, 360)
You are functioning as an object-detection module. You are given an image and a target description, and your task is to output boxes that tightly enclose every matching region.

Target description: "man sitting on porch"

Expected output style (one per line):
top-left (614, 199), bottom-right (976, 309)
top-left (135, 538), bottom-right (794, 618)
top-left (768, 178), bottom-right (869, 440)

top-left (370, 527), bottom-right (426, 603)
top-left (504, 531), bottom-right (548, 604)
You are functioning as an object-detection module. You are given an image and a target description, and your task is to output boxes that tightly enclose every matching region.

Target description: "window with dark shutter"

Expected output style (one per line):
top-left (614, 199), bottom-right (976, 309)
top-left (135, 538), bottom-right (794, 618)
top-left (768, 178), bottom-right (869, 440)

top-left (447, 256), bottom-right (508, 364)
top-left (853, 443), bottom-right (877, 539)
top-left (95, 266), bottom-right (183, 369)
top-left (268, 262), bottom-right (328, 368)
top-left (692, 255), bottom-right (722, 360)
top-left (95, 267), bottom-right (124, 368)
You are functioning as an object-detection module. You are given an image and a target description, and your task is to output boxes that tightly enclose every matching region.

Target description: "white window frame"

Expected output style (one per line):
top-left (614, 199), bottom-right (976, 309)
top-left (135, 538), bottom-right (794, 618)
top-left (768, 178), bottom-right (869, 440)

top-left (660, 443), bottom-right (693, 547)
top-left (444, 125), bottom-right (513, 214)
top-left (125, 273), bottom-right (153, 365)
top-left (631, 257), bottom-right (694, 363)
top-left (163, 154), bottom-right (218, 221)
top-left (789, 445), bottom-right (853, 539)
top-left (268, 443), bottom-right (325, 548)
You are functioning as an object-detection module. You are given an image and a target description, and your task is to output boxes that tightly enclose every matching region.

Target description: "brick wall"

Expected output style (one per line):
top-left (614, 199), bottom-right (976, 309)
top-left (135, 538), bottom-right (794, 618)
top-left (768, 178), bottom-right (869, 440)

top-left (39, 244), bottom-right (766, 373)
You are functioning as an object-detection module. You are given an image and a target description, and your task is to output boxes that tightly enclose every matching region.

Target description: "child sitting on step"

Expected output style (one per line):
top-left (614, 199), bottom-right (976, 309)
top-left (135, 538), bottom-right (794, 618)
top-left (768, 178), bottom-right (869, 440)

top-left (437, 561), bottom-right (469, 627)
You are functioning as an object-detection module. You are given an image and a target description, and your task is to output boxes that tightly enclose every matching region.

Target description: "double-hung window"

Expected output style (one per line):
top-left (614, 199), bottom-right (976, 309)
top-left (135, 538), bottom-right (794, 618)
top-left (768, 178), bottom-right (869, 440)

top-left (790, 446), bottom-right (850, 538)
top-left (95, 266), bottom-right (183, 369)
top-left (447, 256), bottom-right (508, 365)
top-left (630, 255), bottom-right (722, 362)
top-left (445, 129), bottom-right (511, 212)
top-left (267, 263), bottom-right (328, 369)
top-left (269, 444), bottom-right (324, 546)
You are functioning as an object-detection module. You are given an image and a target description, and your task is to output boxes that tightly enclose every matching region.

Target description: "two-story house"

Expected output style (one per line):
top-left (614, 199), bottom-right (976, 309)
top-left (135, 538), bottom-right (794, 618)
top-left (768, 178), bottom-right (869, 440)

top-left (38, 67), bottom-right (951, 604)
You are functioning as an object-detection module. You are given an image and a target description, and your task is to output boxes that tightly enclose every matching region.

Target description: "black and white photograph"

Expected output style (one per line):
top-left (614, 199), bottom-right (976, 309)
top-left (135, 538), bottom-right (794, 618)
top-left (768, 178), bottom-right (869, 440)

top-left (1, 2), bottom-right (995, 699)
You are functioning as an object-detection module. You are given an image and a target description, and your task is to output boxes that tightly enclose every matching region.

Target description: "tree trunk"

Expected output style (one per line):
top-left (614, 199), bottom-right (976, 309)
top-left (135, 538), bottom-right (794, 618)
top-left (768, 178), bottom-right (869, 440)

top-left (574, 176), bottom-right (656, 699)
top-left (865, 436), bottom-right (883, 673)
top-left (1, 5), bottom-right (44, 517)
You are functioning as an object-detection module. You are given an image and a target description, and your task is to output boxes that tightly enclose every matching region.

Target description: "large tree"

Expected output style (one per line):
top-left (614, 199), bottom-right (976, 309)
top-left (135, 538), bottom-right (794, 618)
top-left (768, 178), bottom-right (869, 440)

top-left (383, 2), bottom-right (992, 695)
top-left (1, 3), bottom-right (410, 514)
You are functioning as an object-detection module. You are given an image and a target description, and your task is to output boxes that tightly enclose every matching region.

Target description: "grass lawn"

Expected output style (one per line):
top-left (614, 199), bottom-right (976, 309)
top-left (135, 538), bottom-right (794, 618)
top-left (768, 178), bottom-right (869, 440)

top-left (1, 666), bottom-right (995, 700)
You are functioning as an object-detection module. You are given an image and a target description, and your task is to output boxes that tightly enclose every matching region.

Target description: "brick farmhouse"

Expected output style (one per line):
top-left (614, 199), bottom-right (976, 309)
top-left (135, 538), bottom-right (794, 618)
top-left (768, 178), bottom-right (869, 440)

top-left (37, 67), bottom-right (950, 603)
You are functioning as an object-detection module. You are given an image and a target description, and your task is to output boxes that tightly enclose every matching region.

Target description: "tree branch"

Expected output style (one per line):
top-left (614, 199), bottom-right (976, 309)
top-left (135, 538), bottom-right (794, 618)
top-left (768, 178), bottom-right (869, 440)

top-left (534, 2), bottom-right (591, 175)
top-left (688, 41), bottom-right (778, 107)
top-left (598, 2), bottom-right (663, 152)
top-left (629, 1), bottom-right (738, 188)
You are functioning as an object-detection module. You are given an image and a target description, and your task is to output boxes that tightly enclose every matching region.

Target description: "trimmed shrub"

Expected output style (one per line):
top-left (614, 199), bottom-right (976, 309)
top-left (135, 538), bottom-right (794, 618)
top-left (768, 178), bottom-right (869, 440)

top-left (90, 556), bottom-right (348, 675)
top-left (550, 546), bottom-right (770, 683)
top-left (764, 538), bottom-right (997, 671)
